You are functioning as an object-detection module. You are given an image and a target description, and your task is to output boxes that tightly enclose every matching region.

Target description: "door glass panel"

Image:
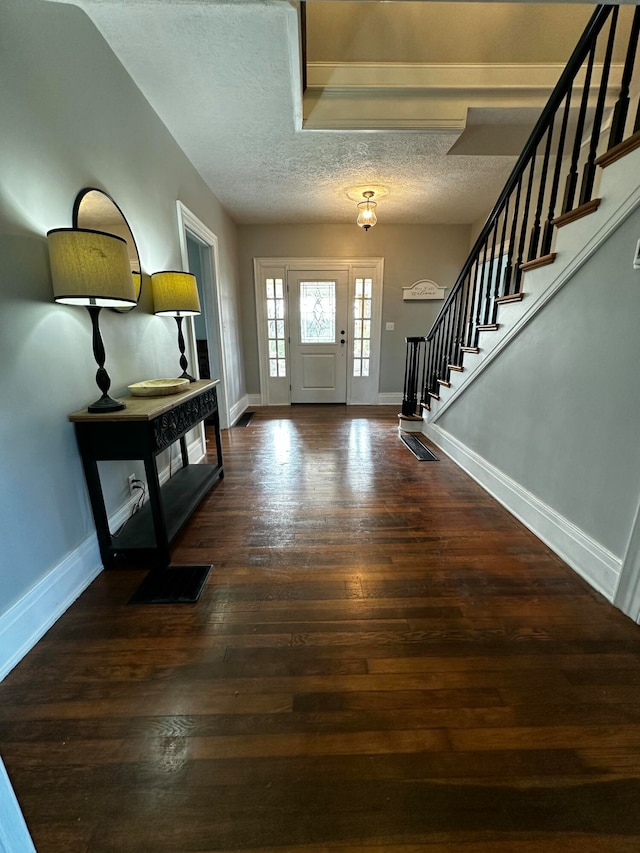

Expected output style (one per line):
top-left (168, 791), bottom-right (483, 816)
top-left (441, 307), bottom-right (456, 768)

top-left (299, 281), bottom-right (336, 344)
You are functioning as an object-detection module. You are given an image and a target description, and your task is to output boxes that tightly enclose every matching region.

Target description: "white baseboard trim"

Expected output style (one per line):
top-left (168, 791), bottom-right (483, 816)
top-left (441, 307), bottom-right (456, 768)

top-left (0, 759), bottom-right (36, 853)
top-left (424, 422), bottom-right (621, 601)
top-left (0, 435), bottom-right (207, 682)
top-left (246, 394), bottom-right (263, 408)
top-left (378, 392), bottom-right (403, 406)
top-left (229, 394), bottom-right (251, 425)
top-left (0, 536), bottom-right (103, 682)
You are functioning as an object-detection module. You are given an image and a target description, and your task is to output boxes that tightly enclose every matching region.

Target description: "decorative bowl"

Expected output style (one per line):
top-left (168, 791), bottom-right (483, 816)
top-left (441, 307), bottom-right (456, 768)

top-left (127, 378), bottom-right (190, 397)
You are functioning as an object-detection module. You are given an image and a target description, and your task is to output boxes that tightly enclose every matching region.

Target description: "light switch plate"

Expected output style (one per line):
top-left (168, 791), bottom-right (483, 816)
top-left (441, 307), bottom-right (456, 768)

top-left (385, 321), bottom-right (395, 331)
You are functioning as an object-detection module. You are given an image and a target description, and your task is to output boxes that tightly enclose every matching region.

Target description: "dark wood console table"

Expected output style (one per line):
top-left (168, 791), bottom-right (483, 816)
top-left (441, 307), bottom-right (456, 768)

top-left (69, 379), bottom-right (223, 569)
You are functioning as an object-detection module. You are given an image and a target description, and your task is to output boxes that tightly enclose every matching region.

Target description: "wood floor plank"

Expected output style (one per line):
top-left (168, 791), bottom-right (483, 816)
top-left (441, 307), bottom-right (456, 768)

top-left (1, 405), bottom-right (640, 851)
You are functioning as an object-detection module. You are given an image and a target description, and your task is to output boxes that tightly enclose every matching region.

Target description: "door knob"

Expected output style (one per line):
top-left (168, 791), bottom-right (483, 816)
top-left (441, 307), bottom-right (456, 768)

top-left (340, 338), bottom-right (346, 344)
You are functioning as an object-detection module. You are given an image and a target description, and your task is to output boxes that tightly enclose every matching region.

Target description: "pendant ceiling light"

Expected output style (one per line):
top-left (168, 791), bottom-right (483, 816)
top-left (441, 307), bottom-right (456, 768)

top-left (356, 191), bottom-right (377, 231)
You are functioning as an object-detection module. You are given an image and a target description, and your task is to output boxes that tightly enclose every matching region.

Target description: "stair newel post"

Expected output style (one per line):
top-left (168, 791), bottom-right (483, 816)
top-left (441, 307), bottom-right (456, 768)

top-left (609, 6), bottom-right (640, 148)
top-left (542, 88), bottom-right (573, 256)
top-left (580, 7), bottom-right (619, 206)
top-left (402, 336), bottom-right (424, 416)
top-left (514, 155), bottom-right (537, 294)
top-left (563, 40), bottom-right (596, 214)
top-left (419, 337), bottom-right (429, 410)
top-left (528, 119), bottom-right (555, 262)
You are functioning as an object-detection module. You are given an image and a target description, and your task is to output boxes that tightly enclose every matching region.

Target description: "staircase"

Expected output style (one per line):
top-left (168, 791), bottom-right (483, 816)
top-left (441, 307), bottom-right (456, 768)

top-left (400, 5), bottom-right (640, 621)
top-left (422, 134), bottom-right (640, 424)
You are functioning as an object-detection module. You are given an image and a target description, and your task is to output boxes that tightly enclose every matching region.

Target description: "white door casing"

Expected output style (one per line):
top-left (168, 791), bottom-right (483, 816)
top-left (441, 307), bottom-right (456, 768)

top-left (288, 270), bottom-right (349, 403)
top-left (254, 257), bottom-right (384, 406)
top-left (176, 201), bottom-right (231, 429)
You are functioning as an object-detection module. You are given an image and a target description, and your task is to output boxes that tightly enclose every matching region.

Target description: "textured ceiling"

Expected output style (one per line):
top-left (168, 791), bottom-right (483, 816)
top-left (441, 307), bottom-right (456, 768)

top-left (50, 1), bottom-right (594, 226)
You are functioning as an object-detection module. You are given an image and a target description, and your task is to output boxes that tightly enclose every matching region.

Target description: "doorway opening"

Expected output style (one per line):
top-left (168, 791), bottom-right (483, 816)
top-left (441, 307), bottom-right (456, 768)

top-left (177, 202), bottom-right (230, 429)
top-left (254, 257), bottom-right (384, 406)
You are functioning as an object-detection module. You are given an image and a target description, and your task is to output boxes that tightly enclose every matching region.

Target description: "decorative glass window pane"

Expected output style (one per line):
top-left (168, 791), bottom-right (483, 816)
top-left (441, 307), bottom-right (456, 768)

top-left (266, 277), bottom-right (286, 378)
top-left (353, 277), bottom-right (373, 378)
top-left (299, 281), bottom-right (336, 344)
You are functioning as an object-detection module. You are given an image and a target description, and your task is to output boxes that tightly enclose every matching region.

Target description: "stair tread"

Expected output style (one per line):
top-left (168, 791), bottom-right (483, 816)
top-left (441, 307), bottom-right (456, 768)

top-left (552, 199), bottom-right (600, 228)
top-left (495, 292), bottom-right (525, 304)
top-left (596, 130), bottom-right (640, 169)
top-left (520, 253), bottom-right (557, 272)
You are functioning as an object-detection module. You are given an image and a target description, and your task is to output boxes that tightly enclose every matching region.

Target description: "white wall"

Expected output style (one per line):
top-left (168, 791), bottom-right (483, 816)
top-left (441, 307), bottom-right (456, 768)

top-left (432, 205), bottom-right (640, 591)
top-left (0, 0), bottom-right (244, 668)
top-left (237, 223), bottom-right (471, 396)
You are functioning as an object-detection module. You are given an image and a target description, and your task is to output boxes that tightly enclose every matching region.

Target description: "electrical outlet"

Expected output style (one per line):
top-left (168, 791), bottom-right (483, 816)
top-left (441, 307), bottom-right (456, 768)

top-left (128, 474), bottom-right (137, 496)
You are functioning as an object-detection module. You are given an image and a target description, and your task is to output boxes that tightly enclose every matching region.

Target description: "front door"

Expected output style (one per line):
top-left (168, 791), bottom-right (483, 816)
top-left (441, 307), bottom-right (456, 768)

top-left (288, 270), bottom-right (349, 403)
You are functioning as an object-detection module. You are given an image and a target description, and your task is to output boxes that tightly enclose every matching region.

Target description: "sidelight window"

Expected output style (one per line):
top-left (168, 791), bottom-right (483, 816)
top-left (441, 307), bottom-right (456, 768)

top-left (266, 278), bottom-right (286, 377)
top-left (353, 277), bottom-right (372, 377)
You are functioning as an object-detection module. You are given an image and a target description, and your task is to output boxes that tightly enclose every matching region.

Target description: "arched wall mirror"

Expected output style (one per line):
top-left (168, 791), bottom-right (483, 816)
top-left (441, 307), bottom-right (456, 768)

top-left (73, 188), bottom-right (142, 312)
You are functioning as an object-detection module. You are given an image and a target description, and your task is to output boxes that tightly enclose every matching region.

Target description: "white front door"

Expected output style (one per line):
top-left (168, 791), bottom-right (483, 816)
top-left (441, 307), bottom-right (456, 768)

top-left (288, 270), bottom-right (349, 403)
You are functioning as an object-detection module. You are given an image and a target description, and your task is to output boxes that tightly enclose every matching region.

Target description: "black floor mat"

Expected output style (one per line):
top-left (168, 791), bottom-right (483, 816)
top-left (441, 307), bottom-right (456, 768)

top-left (234, 411), bottom-right (255, 427)
top-left (129, 565), bottom-right (211, 604)
top-left (400, 434), bottom-right (439, 461)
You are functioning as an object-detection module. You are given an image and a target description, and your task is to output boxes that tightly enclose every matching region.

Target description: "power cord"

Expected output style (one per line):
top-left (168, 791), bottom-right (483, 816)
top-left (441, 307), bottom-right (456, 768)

top-left (130, 479), bottom-right (146, 515)
top-left (113, 479), bottom-right (147, 536)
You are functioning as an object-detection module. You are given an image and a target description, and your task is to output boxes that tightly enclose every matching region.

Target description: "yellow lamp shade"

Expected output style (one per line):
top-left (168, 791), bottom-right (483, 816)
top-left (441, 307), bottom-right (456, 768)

top-left (151, 271), bottom-right (201, 316)
top-left (47, 228), bottom-right (136, 308)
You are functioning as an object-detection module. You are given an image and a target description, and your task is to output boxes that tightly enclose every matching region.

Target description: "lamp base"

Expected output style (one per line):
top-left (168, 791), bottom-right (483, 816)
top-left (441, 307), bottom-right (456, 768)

top-left (88, 394), bottom-right (126, 414)
top-left (178, 369), bottom-right (196, 383)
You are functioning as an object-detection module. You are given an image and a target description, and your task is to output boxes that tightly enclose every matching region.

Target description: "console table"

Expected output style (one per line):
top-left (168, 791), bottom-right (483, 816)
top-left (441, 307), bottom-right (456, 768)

top-left (69, 379), bottom-right (223, 569)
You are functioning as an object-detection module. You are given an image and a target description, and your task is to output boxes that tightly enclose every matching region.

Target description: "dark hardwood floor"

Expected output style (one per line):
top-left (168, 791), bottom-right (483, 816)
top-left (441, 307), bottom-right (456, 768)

top-left (2, 405), bottom-right (640, 852)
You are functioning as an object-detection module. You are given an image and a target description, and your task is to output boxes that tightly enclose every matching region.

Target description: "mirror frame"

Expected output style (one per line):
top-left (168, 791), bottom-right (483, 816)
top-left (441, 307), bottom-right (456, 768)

top-left (72, 187), bottom-right (142, 312)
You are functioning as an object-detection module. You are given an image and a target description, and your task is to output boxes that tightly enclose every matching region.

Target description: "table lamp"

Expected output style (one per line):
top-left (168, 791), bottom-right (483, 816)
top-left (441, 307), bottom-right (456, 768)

top-left (151, 271), bottom-right (201, 382)
top-left (47, 227), bottom-right (136, 412)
